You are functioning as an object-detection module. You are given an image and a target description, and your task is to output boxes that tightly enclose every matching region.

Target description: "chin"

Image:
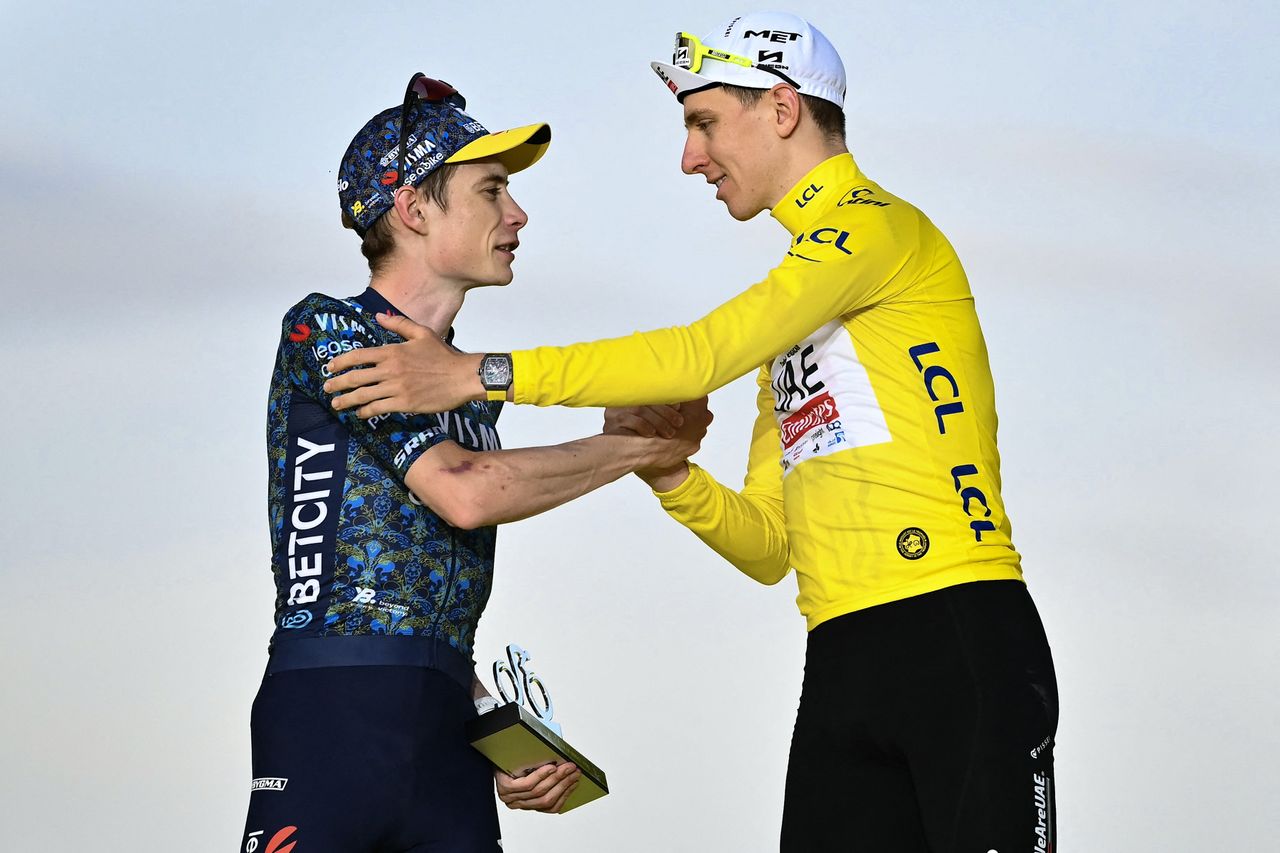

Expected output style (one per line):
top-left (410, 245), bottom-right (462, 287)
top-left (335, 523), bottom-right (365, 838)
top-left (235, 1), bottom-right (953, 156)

top-left (726, 200), bottom-right (765, 222)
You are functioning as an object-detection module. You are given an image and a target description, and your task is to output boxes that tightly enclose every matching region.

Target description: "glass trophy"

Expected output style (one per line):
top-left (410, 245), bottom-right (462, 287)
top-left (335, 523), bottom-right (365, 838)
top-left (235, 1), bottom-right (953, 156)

top-left (466, 643), bottom-right (609, 812)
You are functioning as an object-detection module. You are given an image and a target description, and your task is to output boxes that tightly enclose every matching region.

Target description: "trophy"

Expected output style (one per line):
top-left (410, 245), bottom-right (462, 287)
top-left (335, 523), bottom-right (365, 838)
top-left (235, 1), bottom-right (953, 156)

top-left (466, 643), bottom-right (609, 813)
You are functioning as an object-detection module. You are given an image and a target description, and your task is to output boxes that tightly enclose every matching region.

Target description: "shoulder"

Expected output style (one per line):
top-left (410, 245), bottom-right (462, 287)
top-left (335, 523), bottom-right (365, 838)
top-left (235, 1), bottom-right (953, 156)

top-left (828, 177), bottom-right (925, 235)
top-left (277, 291), bottom-right (387, 355)
top-left (788, 179), bottom-right (932, 265)
top-left (279, 292), bottom-right (365, 336)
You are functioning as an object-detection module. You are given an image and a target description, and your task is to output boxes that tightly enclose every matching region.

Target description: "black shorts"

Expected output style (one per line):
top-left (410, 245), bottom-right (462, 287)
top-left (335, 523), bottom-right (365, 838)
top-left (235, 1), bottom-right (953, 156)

top-left (240, 664), bottom-right (500, 853)
top-left (781, 580), bottom-right (1058, 852)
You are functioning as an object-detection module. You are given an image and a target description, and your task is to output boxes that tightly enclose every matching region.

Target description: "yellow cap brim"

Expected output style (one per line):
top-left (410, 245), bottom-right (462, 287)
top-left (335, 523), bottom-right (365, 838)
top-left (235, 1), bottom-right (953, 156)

top-left (446, 122), bottom-right (551, 174)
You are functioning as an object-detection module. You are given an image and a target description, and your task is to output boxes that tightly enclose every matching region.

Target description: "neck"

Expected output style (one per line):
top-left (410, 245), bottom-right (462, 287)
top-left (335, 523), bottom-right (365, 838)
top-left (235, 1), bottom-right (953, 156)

top-left (368, 267), bottom-right (465, 337)
top-left (768, 140), bottom-right (849, 210)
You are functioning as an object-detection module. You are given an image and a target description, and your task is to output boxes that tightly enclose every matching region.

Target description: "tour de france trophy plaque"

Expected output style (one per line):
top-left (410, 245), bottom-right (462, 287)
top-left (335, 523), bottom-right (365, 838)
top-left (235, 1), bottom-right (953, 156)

top-left (466, 643), bottom-right (609, 812)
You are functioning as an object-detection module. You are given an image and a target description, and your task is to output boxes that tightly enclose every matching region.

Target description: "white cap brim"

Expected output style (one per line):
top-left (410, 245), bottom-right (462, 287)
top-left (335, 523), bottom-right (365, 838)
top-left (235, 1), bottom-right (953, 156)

top-left (651, 60), bottom-right (786, 102)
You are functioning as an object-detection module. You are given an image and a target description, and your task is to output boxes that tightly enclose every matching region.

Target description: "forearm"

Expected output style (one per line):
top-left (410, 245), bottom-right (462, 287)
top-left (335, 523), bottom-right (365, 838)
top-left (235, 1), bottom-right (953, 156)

top-left (506, 236), bottom-right (905, 409)
top-left (436, 435), bottom-right (664, 529)
top-left (656, 464), bottom-right (790, 585)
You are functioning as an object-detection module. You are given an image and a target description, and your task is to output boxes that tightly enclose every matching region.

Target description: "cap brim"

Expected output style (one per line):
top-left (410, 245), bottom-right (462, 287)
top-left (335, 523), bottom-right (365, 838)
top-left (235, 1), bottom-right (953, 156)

top-left (651, 61), bottom-right (721, 102)
top-left (447, 122), bottom-right (551, 174)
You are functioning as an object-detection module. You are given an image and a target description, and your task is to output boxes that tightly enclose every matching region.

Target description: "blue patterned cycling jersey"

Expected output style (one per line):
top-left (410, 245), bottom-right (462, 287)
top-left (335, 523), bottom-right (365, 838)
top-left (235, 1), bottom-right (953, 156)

top-left (265, 287), bottom-right (501, 661)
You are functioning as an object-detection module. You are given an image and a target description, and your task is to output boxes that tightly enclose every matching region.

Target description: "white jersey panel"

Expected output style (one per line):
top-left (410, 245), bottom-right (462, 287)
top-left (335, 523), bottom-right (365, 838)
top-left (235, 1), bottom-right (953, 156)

top-left (770, 319), bottom-right (890, 477)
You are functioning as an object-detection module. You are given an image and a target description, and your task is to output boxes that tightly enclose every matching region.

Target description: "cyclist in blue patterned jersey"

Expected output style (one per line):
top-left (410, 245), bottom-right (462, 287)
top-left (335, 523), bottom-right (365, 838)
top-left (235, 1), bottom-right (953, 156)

top-left (240, 75), bottom-right (710, 853)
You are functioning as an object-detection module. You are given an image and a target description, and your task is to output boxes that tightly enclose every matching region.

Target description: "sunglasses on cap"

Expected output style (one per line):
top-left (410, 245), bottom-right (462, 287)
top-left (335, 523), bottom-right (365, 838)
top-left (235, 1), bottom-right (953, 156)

top-left (394, 73), bottom-right (468, 190)
top-left (672, 31), bottom-right (799, 88)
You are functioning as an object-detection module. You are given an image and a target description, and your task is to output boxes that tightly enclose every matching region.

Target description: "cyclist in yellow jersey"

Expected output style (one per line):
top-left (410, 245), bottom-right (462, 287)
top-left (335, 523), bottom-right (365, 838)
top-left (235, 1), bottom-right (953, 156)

top-left (324, 12), bottom-right (1059, 852)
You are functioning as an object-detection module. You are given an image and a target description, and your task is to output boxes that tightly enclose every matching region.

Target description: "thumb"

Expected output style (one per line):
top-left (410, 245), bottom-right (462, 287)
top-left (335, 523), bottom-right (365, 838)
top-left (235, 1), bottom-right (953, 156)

top-left (376, 311), bottom-right (433, 341)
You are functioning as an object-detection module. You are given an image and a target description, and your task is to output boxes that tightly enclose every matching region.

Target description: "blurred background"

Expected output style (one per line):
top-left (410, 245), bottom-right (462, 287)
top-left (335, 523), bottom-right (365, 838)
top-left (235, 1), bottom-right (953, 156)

top-left (1, 1), bottom-right (1275, 849)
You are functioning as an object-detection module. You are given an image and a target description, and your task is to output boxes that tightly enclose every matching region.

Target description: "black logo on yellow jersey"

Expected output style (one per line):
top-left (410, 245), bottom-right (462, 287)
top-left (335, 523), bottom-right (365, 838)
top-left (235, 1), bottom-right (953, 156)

top-left (837, 187), bottom-right (890, 208)
top-left (896, 528), bottom-right (930, 560)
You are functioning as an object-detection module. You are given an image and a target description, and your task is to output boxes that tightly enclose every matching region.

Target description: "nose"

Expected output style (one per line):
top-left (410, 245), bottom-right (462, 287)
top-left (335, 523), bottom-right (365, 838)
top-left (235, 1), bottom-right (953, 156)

top-left (505, 193), bottom-right (528, 230)
top-left (681, 131), bottom-right (707, 176)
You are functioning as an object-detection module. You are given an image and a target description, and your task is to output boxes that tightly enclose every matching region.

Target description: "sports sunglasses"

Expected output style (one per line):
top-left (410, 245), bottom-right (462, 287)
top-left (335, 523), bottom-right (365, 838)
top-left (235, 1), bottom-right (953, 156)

top-left (394, 73), bottom-right (467, 190)
top-left (672, 31), bottom-right (799, 88)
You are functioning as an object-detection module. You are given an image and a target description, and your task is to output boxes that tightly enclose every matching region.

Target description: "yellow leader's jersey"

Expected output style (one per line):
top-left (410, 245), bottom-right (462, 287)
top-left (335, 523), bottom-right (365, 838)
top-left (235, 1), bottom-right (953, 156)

top-left (511, 153), bottom-right (1023, 630)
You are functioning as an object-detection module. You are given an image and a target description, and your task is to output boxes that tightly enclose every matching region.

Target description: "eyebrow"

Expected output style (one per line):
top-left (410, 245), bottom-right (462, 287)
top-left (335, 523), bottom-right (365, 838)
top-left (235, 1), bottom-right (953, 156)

top-left (473, 169), bottom-right (509, 189)
top-left (683, 108), bottom-right (715, 129)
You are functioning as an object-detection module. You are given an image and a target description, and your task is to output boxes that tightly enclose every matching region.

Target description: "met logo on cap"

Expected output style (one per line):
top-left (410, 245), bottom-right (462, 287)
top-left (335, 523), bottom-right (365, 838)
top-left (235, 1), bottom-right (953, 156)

top-left (743, 29), bottom-right (803, 42)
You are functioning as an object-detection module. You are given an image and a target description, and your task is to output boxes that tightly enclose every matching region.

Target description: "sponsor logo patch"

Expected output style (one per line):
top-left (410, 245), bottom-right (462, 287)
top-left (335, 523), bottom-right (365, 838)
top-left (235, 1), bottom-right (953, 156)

top-left (780, 391), bottom-right (840, 449)
top-left (896, 528), bottom-right (929, 560)
top-left (837, 186), bottom-right (890, 207)
top-left (251, 777), bottom-right (288, 792)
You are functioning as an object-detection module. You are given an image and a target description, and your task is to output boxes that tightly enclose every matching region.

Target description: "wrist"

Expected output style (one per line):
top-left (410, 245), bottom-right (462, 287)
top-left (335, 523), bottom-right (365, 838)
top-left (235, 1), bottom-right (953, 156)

top-left (463, 352), bottom-right (490, 402)
top-left (640, 464), bottom-right (690, 492)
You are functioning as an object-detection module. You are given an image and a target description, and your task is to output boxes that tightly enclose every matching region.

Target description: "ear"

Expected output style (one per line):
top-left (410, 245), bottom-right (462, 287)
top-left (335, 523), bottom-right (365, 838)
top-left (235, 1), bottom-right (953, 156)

top-left (392, 185), bottom-right (430, 236)
top-left (770, 84), bottom-right (802, 139)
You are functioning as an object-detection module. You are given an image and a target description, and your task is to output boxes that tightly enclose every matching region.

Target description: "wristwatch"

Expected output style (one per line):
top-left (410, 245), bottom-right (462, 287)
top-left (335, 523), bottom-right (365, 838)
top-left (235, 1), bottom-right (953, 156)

top-left (478, 353), bottom-right (513, 402)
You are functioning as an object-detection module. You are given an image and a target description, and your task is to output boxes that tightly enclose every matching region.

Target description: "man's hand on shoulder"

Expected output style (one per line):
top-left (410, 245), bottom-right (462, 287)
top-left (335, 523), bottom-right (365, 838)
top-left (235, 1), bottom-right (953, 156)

top-left (605, 397), bottom-right (713, 492)
top-left (323, 313), bottom-right (485, 417)
top-left (494, 762), bottom-right (581, 814)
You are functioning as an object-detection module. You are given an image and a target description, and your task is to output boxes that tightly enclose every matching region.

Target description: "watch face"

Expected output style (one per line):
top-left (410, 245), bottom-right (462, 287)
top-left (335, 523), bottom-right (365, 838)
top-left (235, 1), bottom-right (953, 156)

top-left (481, 355), bottom-right (512, 389)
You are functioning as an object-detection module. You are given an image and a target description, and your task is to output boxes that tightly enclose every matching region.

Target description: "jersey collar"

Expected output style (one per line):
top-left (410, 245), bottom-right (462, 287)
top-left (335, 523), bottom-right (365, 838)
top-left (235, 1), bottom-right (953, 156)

top-left (771, 152), bottom-right (863, 236)
top-left (351, 286), bottom-right (456, 345)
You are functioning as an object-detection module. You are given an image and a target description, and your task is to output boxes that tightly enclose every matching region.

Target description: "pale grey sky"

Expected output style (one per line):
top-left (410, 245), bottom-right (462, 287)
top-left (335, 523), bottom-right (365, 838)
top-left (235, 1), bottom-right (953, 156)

top-left (1, 1), bottom-right (1277, 850)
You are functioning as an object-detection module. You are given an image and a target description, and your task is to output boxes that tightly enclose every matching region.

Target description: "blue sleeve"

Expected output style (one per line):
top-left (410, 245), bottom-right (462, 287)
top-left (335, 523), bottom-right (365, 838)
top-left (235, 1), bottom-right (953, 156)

top-left (279, 294), bottom-right (454, 478)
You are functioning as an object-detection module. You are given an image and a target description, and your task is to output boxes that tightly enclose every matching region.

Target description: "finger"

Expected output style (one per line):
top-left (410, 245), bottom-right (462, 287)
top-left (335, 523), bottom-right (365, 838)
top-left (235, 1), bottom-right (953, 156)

top-left (637, 406), bottom-right (683, 437)
top-left (678, 396), bottom-right (710, 416)
top-left (497, 764), bottom-right (560, 803)
top-left (521, 771), bottom-right (580, 812)
top-left (375, 312), bottom-right (432, 340)
top-left (326, 348), bottom-right (388, 377)
top-left (507, 764), bottom-right (577, 807)
top-left (329, 383), bottom-right (394, 412)
top-left (647, 405), bottom-right (684, 426)
top-left (323, 365), bottom-right (386, 395)
top-left (620, 414), bottom-right (658, 437)
top-left (496, 769), bottom-right (544, 800)
top-left (605, 410), bottom-right (658, 437)
top-left (354, 397), bottom-right (408, 420)
top-left (551, 778), bottom-right (581, 814)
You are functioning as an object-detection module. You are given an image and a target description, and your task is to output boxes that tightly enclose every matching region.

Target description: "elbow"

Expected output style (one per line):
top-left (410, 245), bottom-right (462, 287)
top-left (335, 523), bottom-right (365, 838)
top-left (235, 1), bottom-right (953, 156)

top-left (448, 504), bottom-right (492, 531)
top-left (750, 561), bottom-right (791, 586)
top-left (440, 499), bottom-right (492, 531)
top-left (415, 488), bottom-right (491, 531)
top-left (736, 545), bottom-right (791, 586)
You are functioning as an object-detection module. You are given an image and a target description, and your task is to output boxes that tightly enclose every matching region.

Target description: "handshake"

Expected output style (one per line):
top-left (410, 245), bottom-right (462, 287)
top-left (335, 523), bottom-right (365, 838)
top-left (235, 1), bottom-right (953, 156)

top-left (603, 397), bottom-right (714, 492)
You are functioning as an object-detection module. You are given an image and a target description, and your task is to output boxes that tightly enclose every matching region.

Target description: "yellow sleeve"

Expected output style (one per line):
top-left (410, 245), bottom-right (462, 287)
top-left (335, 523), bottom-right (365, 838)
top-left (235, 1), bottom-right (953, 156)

top-left (511, 211), bottom-right (916, 407)
top-left (654, 369), bottom-right (789, 585)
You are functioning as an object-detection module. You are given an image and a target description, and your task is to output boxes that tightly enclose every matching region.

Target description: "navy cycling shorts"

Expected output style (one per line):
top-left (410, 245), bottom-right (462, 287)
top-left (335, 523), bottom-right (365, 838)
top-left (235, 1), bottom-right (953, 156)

top-left (240, 665), bottom-right (500, 853)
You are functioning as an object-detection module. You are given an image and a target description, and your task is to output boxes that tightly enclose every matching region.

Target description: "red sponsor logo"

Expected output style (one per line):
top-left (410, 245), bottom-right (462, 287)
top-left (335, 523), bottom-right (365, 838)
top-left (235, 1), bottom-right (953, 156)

top-left (265, 826), bottom-right (298, 853)
top-left (780, 391), bottom-right (840, 448)
top-left (380, 169), bottom-right (398, 186)
top-left (288, 324), bottom-right (311, 342)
